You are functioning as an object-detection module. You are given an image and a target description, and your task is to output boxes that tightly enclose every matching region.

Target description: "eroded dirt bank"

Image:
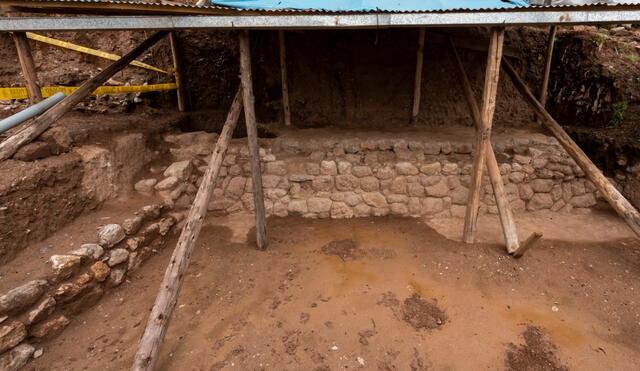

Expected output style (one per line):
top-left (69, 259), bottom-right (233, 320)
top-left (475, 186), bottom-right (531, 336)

top-left (24, 212), bottom-right (640, 370)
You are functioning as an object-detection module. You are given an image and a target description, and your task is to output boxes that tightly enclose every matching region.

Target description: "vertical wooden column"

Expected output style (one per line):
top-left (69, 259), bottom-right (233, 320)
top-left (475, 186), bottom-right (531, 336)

top-left (12, 32), bottom-right (42, 103)
top-left (449, 39), bottom-right (519, 253)
top-left (539, 26), bottom-right (557, 108)
top-left (239, 30), bottom-right (268, 250)
top-left (462, 27), bottom-right (505, 244)
top-left (410, 28), bottom-right (426, 125)
top-left (168, 31), bottom-right (186, 112)
top-left (279, 30), bottom-right (292, 126)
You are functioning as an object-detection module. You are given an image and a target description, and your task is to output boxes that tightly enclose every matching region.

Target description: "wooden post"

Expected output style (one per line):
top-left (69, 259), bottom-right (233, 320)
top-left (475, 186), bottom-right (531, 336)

top-left (539, 26), bottom-right (557, 108)
top-left (463, 27), bottom-right (505, 244)
top-left (410, 28), bottom-right (426, 125)
top-left (449, 38), bottom-right (519, 253)
top-left (12, 32), bottom-right (42, 103)
top-left (168, 31), bottom-right (186, 112)
top-left (0, 31), bottom-right (168, 161)
top-left (279, 30), bottom-right (291, 126)
top-left (512, 232), bottom-right (543, 259)
top-left (131, 87), bottom-right (243, 371)
top-left (503, 59), bottom-right (640, 239)
top-left (239, 30), bottom-right (268, 250)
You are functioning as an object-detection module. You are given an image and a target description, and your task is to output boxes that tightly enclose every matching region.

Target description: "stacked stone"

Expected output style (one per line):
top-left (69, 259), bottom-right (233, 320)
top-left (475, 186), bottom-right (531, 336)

top-left (137, 131), bottom-right (601, 221)
top-left (0, 203), bottom-right (178, 370)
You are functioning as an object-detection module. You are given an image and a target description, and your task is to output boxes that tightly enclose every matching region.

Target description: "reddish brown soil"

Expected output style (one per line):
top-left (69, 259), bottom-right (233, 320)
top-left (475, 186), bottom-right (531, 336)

top-left (12, 210), bottom-right (640, 370)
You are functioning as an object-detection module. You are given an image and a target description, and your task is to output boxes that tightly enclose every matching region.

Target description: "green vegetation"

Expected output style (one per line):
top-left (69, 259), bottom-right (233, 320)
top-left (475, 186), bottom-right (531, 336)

top-left (595, 36), bottom-right (605, 48)
top-left (627, 54), bottom-right (640, 63)
top-left (609, 101), bottom-right (628, 127)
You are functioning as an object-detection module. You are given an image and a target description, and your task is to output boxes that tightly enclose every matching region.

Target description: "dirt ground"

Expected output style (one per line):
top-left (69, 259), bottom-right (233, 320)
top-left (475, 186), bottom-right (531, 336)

top-left (12, 204), bottom-right (640, 370)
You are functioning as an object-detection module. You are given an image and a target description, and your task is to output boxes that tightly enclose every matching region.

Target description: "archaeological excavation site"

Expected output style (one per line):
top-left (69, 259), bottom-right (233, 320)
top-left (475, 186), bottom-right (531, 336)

top-left (2, 0), bottom-right (640, 370)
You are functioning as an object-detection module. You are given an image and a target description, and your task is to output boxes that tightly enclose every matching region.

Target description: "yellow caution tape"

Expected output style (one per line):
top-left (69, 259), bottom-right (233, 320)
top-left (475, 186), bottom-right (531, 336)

top-left (25, 32), bottom-right (171, 75)
top-left (0, 83), bottom-right (177, 100)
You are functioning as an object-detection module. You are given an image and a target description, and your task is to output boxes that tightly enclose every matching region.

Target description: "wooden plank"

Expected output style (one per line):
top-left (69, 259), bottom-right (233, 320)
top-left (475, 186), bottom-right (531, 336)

top-left (279, 30), bottom-right (291, 126)
top-left (239, 30), bottom-right (268, 250)
top-left (462, 27), bottom-right (505, 244)
top-left (168, 31), bottom-right (186, 112)
top-left (512, 232), bottom-right (543, 258)
top-left (503, 59), bottom-right (640, 239)
top-left (0, 31), bottom-right (168, 161)
top-left (130, 86), bottom-right (243, 371)
top-left (410, 27), bottom-right (426, 125)
top-left (539, 25), bottom-right (557, 107)
top-left (12, 31), bottom-right (42, 103)
top-left (449, 38), bottom-right (519, 253)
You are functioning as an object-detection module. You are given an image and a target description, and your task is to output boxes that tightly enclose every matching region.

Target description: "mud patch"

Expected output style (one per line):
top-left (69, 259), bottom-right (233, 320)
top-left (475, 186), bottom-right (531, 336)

top-left (401, 293), bottom-right (447, 331)
top-left (320, 239), bottom-right (364, 261)
top-left (505, 325), bottom-right (568, 371)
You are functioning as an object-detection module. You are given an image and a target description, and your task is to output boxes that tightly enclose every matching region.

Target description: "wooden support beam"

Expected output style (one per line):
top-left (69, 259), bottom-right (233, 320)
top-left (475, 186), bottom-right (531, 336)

top-left (0, 31), bottom-right (168, 161)
top-left (131, 86), bottom-right (243, 371)
top-left (410, 27), bottom-right (426, 125)
top-left (539, 26), bottom-right (557, 107)
top-left (503, 59), bottom-right (640, 239)
top-left (449, 38), bottom-right (519, 253)
top-left (239, 30), bottom-right (268, 250)
top-left (12, 31), bottom-right (42, 103)
top-left (279, 30), bottom-right (291, 126)
top-left (463, 27), bottom-right (505, 244)
top-left (168, 31), bottom-right (186, 112)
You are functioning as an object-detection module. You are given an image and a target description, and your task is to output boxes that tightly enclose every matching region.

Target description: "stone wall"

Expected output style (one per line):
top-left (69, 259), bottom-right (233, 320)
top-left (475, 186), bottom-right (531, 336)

top-left (0, 202), bottom-right (179, 370)
top-left (136, 129), bottom-right (604, 219)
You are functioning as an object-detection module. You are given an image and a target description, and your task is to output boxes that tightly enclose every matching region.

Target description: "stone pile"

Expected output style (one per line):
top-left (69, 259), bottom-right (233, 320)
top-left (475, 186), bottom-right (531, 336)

top-left (134, 131), bottom-right (602, 219)
top-left (0, 203), bottom-right (179, 370)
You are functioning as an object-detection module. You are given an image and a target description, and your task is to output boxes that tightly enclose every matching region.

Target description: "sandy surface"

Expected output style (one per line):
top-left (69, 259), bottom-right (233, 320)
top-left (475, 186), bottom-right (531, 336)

top-left (15, 208), bottom-right (640, 370)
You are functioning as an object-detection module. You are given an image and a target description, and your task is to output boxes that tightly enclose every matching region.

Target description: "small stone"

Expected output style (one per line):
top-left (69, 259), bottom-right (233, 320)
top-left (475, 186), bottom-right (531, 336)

top-left (163, 160), bottom-right (193, 181)
top-left (154, 176), bottom-right (179, 191)
top-left (134, 179), bottom-right (157, 193)
top-left (0, 280), bottom-right (48, 315)
top-left (425, 179), bottom-right (449, 198)
top-left (266, 161), bottom-right (287, 176)
top-left (0, 321), bottom-right (27, 354)
top-left (395, 162), bottom-right (419, 176)
top-left (362, 192), bottom-right (389, 208)
top-left (352, 166), bottom-right (373, 178)
top-left (122, 216), bottom-right (143, 235)
top-left (311, 176), bottom-right (334, 192)
top-left (26, 297), bottom-right (56, 325)
top-left (287, 200), bottom-right (308, 215)
top-left (527, 193), bottom-right (554, 210)
top-left (570, 193), bottom-right (596, 208)
top-left (320, 161), bottom-right (338, 175)
top-left (34, 348), bottom-right (44, 359)
top-left (108, 249), bottom-right (129, 267)
top-left (98, 224), bottom-right (126, 247)
top-left (90, 261), bottom-right (111, 282)
top-left (70, 243), bottom-right (104, 260)
top-left (530, 179), bottom-right (554, 193)
top-left (30, 315), bottom-right (70, 340)
top-left (360, 176), bottom-right (380, 192)
top-left (109, 269), bottom-right (126, 287)
top-left (0, 343), bottom-right (34, 371)
top-left (49, 255), bottom-right (82, 280)
top-left (330, 202), bottom-right (353, 219)
top-left (307, 198), bottom-right (332, 213)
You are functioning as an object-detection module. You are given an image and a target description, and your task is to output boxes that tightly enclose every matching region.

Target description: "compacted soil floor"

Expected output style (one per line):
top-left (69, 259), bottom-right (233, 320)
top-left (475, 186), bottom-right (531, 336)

top-left (16, 207), bottom-right (640, 370)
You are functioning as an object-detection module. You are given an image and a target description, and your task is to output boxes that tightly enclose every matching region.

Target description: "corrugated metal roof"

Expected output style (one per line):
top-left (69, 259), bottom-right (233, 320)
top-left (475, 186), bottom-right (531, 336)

top-left (5, 0), bottom-right (640, 15)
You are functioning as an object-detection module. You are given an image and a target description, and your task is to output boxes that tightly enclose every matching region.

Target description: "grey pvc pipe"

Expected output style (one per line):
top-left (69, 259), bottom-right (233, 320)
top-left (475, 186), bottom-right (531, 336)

top-left (0, 92), bottom-right (66, 134)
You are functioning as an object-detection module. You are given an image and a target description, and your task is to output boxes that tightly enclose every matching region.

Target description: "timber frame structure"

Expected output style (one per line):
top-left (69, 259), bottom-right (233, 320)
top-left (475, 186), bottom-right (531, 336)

top-left (2, 1), bottom-right (640, 370)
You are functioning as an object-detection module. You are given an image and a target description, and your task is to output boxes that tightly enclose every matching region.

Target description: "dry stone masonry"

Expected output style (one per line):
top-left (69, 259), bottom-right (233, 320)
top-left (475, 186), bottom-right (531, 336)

top-left (0, 202), bottom-right (180, 370)
top-left (135, 130), bottom-right (605, 219)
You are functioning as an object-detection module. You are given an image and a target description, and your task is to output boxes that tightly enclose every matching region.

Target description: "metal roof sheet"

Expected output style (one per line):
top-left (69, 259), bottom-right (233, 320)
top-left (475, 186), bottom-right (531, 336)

top-left (4, 0), bottom-right (640, 15)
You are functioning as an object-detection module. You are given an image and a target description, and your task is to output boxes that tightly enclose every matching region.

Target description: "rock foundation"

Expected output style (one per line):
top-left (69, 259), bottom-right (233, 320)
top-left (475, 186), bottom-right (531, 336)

top-left (138, 129), bottom-right (605, 219)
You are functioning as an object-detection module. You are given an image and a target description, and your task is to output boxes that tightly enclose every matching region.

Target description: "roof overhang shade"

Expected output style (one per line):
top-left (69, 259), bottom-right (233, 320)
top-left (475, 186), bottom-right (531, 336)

top-left (210, 0), bottom-right (530, 11)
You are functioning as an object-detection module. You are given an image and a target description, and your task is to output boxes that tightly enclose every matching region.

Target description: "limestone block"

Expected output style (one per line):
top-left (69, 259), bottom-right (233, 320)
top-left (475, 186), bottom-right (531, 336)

top-left (155, 177), bottom-right (179, 191)
top-left (362, 192), bottom-right (389, 208)
top-left (422, 198), bottom-right (444, 215)
top-left (330, 202), bottom-right (353, 219)
top-left (0, 343), bottom-right (34, 371)
top-left (420, 162), bottom-right (441, 175)
top-left (527, 193), bottom-right (554, 210)
top-left (360, 176), bottom-right (380, 192)
top-left (287, 200), bottom-right (308, 215)
top-left (98, 224), bottom-right (126, 247)
top-left (134, 179), bottom-right (157, 193)
top-left (163, 160), bottom-right (193, 181)
top-left (320, 160), bottom-right (338, 175)
top-left (425, 179), bottom-right (449, 198)
top-left (395, 162), bottom-right (419, 175)
top-left (334, 175), bottom-right (358, 191)
top-left (0, 280), bottom-right (48, 315)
